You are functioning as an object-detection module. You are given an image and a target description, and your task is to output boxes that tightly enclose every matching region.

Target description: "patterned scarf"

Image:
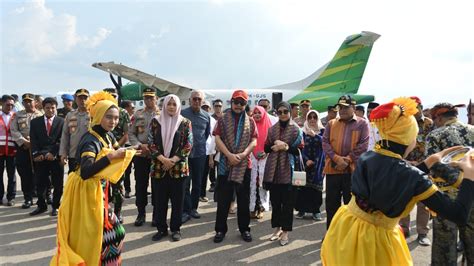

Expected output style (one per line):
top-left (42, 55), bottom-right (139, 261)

top-left (263, 120), bottom-right (302, 184)
top-left (218, 109), bottom-right (254, 183)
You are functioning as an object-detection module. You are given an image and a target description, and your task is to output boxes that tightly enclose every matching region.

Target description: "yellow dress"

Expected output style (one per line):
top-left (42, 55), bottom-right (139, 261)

top-left (50, 147), bottom-right (135, 266)
top-left (320, 149), bottom-right (438, 266)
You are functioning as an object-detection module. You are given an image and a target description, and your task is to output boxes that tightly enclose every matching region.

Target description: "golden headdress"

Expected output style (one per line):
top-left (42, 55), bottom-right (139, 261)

top-left (86, 91), bottom-right (118, 126)
top-left (369, 97), bottom-right (419, 146)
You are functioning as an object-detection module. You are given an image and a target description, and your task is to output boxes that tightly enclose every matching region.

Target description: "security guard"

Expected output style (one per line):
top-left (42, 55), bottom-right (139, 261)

top-left (10, 93), bottom-right (43, 209)
top-left (129, 87), bottom-right (159, 226)
top-left (59, 89), bottom-right (90, 173)
top-left (57, 94), bottom-right (74, 119)
top-left (103, 88), bottom-right (130, 223)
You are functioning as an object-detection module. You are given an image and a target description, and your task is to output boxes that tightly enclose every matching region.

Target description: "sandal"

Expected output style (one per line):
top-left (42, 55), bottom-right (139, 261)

top-left (269, 230), bottom-right (283, 241)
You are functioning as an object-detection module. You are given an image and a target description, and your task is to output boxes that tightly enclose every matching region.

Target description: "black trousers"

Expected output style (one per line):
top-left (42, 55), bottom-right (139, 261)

top-left (0, 155), bottom-right (16, 201)
top-left (35, 160), bottom-right (64, 209)
top-left (15, 148), bottom-right (35, 202)
top-left (200, 155), bottom-right (216, 197)
top-left (152, 175), bottom-right (186, 232)
top-left (295, 186), bottom-right (323, 214)
top-left (214, 170), bottom-right (251, 234)
top-left (123, 161), bottom-right (132, 193)
top-left (325, 173), bottom-right (352, 229)
top-left (270, 184), bottom-right (297, 231)
top-left (134, 156), bottom-right (152, 214)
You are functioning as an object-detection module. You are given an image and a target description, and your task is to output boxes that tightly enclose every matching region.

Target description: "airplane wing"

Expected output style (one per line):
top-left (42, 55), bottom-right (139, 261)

top-left (92, 61), bottom-right (193, 96)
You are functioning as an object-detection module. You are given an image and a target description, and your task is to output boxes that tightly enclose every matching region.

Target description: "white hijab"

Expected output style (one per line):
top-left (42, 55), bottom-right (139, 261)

top-left (303, 110), bottom-right (324, 137)
top-left (156, 94), bottom-right (183, 157)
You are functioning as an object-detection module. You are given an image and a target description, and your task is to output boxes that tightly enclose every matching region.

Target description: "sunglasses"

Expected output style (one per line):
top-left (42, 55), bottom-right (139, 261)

top-left (192, 97), bottom-right (203, 102)
top-left (232, 99), bottom-right (247, 106)
top-left (277, 109), bottom-right (289, 115)
top-left (308, 115), bottom-right (318, 120)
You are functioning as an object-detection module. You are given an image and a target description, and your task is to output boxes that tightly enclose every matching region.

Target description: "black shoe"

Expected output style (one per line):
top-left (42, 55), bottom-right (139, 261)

top-left (30, 207), bottom-right (47, 216)
top-left (151, 220), bottom-right (157, 227)
top-left (457, 240), bottom-right (464, 252)
top-left (209, 186), bottom-right (215, 192)
top-left (152, 231), bottom-right (168, 241)
top-left (22, 201), bottom-right (32, 209)
top-left (51, 208), bottom-right (58, 216)
top-left (241, 231), bottom-right (252, 242)
top-left (124, 191), bottom-right (131, 199)
top-left (171, 231), bottom-right (182, 241)
top-left (190, 209), bottom-right (201, 219)
top-left (7, 200), bottom-right (15, 206)
top-left (181, 213), bottom-right (191, 224)
top-left (213, 232), bottom-right (225, 243)
top-left (134, 214), bottom-right (146, 226)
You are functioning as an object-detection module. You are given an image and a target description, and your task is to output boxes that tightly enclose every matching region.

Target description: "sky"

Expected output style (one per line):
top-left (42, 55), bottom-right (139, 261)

top-left (1, 0), bottom-right (473, 108)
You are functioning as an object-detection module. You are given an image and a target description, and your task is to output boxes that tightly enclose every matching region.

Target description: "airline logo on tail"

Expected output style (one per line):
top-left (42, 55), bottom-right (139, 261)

top-left (289, 31), bottom-right (380, 111)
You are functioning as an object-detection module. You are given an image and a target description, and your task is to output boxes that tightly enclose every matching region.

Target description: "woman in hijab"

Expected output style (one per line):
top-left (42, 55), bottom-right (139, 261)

top-left (249, 106), bottom-right (272, 219)
top-left (263, 101), bottom-right (304, 246)
top-left (149, 94), bottom-right (192, 242)
top-left (51, 91), bottom-right (136, 266)
top-left (295, 110), bottom-right (325, 221)
top-left (321, 97), bottom-right (474, 265)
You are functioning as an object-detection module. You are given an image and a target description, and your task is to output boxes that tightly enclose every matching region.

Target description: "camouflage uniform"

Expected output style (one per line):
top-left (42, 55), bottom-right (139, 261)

top-left (109, 108), bottom-right (130, 217)
top-left (426, 119), bottom-right (474, 266)
top-left (56, 107), bottom-right (72, 119)
top-left (399, 116), bottom-right (434, 236)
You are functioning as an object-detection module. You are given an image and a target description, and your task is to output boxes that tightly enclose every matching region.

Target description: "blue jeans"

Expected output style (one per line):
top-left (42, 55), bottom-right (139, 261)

top-left (183, 156), bottom-right (207, 214)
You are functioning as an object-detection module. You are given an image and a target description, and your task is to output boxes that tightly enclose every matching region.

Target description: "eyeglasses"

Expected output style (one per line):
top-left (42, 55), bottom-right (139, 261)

top-left (192, 97), bottom-right (203, 102)
top-left (277, 109), bottom-right (289, 115)
top-left (308, 115), bottom-right (318, 120)
top-left (232, 99), bottom-right (247, 106)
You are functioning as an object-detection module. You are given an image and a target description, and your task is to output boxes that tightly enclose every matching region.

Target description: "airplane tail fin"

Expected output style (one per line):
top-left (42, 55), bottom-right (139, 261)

top-left (289, 31), bottom-right (380, 103)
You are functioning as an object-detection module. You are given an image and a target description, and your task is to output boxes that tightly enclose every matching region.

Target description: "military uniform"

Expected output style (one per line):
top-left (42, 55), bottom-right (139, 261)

top-left (426, 119), bottom-right (474, 265)
top-left (110, 106), bottom-right (130, 221)
top-left (10, 93), bottom-right (43, 208)
top-left (56, 107), bottom-right (72, 119)
top-left (59, 110), bottom-right (90, 173)
top-left (128, 87), bottom-right (159, 225)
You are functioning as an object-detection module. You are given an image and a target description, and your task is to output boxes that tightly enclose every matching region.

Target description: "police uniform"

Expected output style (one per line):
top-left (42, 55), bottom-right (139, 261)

top-left (10, 93), bottom-right (43, 208)
top-left (128, 87), bottom-right (159, 225)
top-left (59, 89), bottom-right (90, 173)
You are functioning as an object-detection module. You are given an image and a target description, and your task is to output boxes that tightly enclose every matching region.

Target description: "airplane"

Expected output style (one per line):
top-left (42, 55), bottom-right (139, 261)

top-left (92, 31), bottom-right (380, 112)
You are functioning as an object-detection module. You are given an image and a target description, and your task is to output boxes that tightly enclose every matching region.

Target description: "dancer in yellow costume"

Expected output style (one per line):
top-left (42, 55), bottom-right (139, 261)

top-left (51, 92), bottom-right (136, 266)
top-left (321, 97), bottom-right (474, 265)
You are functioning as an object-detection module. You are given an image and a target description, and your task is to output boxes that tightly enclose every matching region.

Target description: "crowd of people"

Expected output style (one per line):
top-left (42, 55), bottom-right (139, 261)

top-left (1, 88), bottom-right (474, 265)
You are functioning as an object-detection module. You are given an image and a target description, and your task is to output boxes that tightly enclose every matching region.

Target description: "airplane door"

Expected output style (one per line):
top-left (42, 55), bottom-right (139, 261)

top-left (272, 92), bottom-right (283, 109)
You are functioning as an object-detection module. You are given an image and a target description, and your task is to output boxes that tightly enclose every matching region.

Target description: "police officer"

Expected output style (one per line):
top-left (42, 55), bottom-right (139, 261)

top-left (103, 88), bottom-right (130, 223)
top-left (10, 93), bottom-right (43, 209)
top-left (59, 89), bottom-right (90, 173)
top-left (57, 94), bottom-right (74, 119)
top-left (129, 87), bottom-right (159, 226)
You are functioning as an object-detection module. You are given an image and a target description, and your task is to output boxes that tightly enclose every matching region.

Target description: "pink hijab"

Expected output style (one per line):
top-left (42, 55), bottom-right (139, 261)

top-left (157, 94), bottom-right (183, 157)
top-left (252, 106), bottom-right (272, 157)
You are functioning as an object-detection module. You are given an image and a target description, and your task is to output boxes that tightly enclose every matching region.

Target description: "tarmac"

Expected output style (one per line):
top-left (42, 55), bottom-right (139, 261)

top-left (0, 170), bottom-right (439, 265)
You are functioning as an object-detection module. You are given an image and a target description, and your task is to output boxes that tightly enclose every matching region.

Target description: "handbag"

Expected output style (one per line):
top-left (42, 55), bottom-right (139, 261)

top-left (292, 149), bottom-right (306, 187)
